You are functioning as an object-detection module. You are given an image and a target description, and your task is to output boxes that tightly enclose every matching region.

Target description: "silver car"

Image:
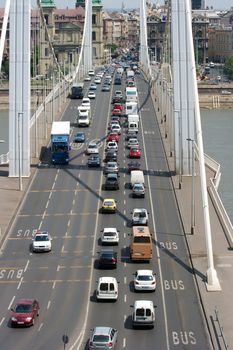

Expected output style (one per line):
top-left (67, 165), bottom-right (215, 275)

top-left (89, 326), bottom-right (118, 349)
top-left (104, 161), bottom-right (119, 174)
top-left (132, 183), bottom-right (145, 198)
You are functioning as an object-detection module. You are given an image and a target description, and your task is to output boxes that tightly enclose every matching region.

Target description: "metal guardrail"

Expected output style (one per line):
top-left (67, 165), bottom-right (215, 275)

top-left (204, 153), bottom-right (233, 248)
top-left (213, 307), bottom-right (229, 350)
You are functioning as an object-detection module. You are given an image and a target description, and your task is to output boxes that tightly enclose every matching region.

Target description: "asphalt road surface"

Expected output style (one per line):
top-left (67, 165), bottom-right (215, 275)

top-left (0, 70), bottom-right (212, 350)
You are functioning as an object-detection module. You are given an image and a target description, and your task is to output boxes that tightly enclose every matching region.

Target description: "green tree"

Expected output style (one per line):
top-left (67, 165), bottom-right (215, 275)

top-left (224, 57), bottom-right (233, 79)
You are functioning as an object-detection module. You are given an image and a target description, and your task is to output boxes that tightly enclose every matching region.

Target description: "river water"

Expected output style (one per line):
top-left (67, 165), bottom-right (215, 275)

top-left (1, 109), bottom-right (233, 221)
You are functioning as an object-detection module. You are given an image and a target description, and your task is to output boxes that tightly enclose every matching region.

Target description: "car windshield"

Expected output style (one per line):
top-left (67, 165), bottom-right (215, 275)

top-left (93, 335), bottom-right (109, 342)
top-left (134, 211), bottom-right (146, 218)
top-left (89, 144), bottom-right (97, 149)
top-left (15, 304), bottom-right (33, 313)
top-left (35, 235), bottom-right (49, 241)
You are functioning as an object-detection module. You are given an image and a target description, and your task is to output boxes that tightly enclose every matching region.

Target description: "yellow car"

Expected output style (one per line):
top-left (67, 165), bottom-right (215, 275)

top-left (101, 198), bottom-right (117, 213)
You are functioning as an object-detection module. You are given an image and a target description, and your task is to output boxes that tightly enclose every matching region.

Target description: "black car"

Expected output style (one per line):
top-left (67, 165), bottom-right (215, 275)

top-left (98, 249), bottom-right (117, 268)
top-left (104, 173), bottom-right (119, 190)
top-left (128, 161), bottom-right (141, 173)
top-left (105, 150), bottom-right (117, 162)
top-left (87, 155), bottom-right (101, 167)
top-left (112, 96), bottom-right (125, 104)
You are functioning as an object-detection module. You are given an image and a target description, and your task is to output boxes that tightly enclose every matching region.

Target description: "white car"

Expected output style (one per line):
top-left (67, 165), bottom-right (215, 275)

top-left (134, 269), bottom-right (156, 291)
top-left (115, 90), bottom-right (123, 98)
top-left (86, 142), bottom-right (99, 155)
top-left (106, 141), bottom-right (118, 152)
top-left (111, 124), bottom-right (121, 134)
top-left (132, 208), bottom-right (148, 225)
top-left (32, 231), bottom-right (52, 252)
top-left (88, 69), bottom-right (95, 76)
top-left (127, 138), bottom-right (139, 149)
top-left (88, 91), bottom-right (96, 99)
top-left (78, 115), bottom-right (90, 127)
top-left (84, 76), bottom-right (91, 81)
top-left (82, 97), bottom-right (91, 107)
top-left (94, 77), bottom-right (101, 84)
top-left (101, 227), bottom-right (119, 245)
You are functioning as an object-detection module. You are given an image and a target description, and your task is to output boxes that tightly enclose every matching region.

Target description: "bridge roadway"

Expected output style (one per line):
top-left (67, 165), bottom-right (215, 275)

top-left (0, 71), bottom-right (222, 349)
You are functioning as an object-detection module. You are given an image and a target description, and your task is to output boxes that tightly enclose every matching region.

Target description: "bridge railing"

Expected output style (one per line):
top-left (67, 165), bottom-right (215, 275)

top-left (205, 153), bottom-right (233, 248)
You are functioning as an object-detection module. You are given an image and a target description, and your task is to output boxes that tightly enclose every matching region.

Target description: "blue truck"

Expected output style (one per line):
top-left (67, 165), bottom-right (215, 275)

top-left (51, 121), bottom-right (70, 164)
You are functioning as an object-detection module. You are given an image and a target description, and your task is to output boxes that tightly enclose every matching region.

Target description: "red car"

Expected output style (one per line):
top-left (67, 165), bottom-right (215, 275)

top-left (113, 103), bottom-right (124, 111)
top-left (11, 299), bottom-right (40, 327)
top-left (129, 146), bottom-right (141, 159)
top-left (112, 108), bottom-right (122, 116)
top-left (107, 132), bottom-right (120, 142)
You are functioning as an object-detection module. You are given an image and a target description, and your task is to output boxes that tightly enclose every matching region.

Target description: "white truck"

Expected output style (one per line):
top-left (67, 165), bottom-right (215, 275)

top-left (125, 101), bottom-right (138, 116)
top-left (130, 170), bottom-right (144, 188)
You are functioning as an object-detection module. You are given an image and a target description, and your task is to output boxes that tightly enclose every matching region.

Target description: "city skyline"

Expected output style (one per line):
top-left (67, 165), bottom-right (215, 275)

top-left (0, 0), bottom-right (231, 10)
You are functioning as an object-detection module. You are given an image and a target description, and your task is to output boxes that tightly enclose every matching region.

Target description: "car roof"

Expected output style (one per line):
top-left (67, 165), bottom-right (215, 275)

top-left (103, 227), bottom-right (117, 232)
top-left (134, 300), bottom-right (153, 308)
top-left (136, 269), bottom-right (153, 276)
top-left (98, 277), bottom-right (117, 283)
top-left (104, 198), bottom-right (115, 202)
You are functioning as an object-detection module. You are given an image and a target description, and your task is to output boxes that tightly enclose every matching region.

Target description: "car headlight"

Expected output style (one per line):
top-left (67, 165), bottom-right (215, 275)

top-left (25, 317), bottom-right (32, 322)
top-left (11, 317), bottom-right (17, 321)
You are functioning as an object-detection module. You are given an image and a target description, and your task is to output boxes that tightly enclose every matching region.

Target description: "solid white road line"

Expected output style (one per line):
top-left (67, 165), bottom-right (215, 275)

top-left (8, 296), bottom-right (15, 310)
top-left (24, 259), bottom-right (30, 272)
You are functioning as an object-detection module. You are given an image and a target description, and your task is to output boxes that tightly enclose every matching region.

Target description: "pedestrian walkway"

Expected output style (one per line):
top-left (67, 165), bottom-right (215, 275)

top-left (161, 120), bottom-right (232, 350)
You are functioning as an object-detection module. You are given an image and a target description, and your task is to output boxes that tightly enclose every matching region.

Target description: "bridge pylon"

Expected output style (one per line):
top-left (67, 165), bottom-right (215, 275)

top-left (9, 0), bottom-right (31, 178)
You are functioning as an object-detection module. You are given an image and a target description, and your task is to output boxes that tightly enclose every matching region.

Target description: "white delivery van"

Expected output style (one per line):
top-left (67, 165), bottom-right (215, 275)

top-left (128, 121), bottom-right (139, 133)
top-left (96, 277), bottom-right (118, 301)
top-left (125, 101), bottom-right (138, 116)
top-left (128, 114), bottom-right (139, 125)
top-left (132, 300), bottom-right (155, 328)
top-left (131, 170), bottom-right (144, 188)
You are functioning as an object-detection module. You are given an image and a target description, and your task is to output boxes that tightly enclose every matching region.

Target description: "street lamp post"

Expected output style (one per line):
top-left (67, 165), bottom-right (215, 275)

top-left (17, 112), bottom-right (23, 191)
top-left (187, 138), bottom-right (195, 234)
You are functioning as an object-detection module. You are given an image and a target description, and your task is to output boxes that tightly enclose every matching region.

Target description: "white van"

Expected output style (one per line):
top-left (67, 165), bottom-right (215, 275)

top-left (132, 300), bottom-right (155, 328)
top-left (130, 170), bottom-right (144, 188)
top-left (128, 121), bottom-right (138, 133)
top-left (96, 277), bottom-right (118, 301)
top-left (128, 114), bottom-right (139, 125)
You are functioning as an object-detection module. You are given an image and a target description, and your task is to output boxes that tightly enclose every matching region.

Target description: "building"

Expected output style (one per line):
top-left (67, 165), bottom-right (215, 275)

top-left (208, 26), bottom-right (233, 62)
